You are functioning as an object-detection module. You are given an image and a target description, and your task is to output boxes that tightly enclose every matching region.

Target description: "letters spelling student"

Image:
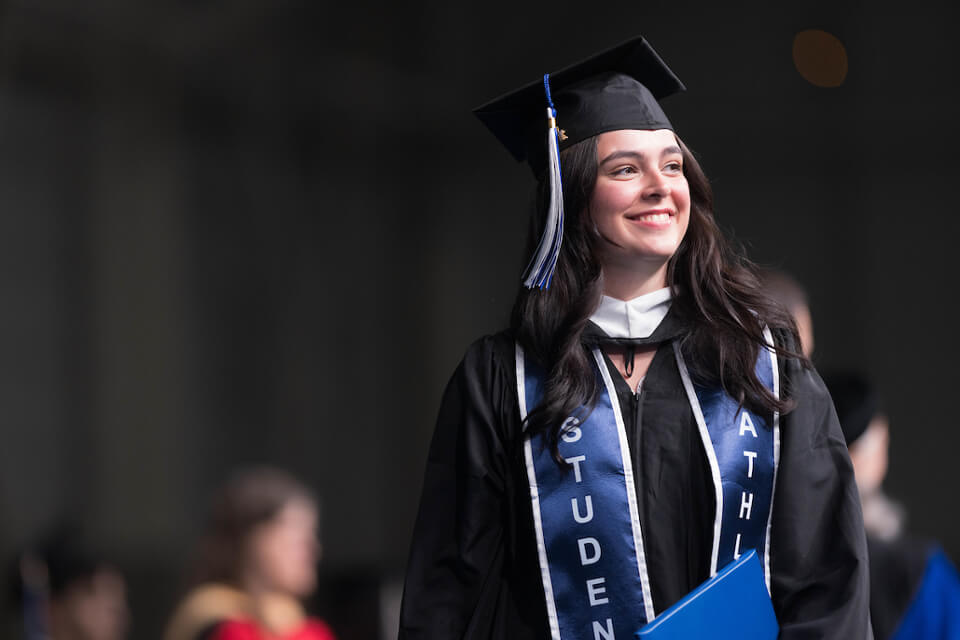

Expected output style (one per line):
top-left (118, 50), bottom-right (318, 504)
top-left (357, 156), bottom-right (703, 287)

top-left (560, 416), bottom-right (618, 639)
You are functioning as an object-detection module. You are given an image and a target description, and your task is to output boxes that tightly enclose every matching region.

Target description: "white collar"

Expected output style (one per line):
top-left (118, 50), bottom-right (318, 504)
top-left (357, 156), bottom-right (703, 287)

top-left (589, 287), bottom-right (673, 339)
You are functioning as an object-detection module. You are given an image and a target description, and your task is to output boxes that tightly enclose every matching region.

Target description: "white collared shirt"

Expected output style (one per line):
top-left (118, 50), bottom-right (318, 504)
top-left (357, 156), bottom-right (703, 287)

top-left (589, 287), bottom-right (673, 339)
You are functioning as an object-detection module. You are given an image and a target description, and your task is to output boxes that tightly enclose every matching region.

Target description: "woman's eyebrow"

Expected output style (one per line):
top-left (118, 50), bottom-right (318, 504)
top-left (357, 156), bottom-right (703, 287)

top-left (599, 146), bottom-right (682, 165)
top-left (599, 150), bottom-right (645, 165)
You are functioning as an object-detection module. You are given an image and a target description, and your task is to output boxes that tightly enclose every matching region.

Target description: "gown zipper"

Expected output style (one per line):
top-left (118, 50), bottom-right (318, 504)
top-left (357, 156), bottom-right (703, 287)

top-left (633, 383), bottom-right (644, 476)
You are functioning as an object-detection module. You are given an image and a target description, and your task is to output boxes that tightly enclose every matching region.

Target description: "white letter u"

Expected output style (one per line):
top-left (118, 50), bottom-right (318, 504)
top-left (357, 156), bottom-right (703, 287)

top-left (572, 495), bottom-right (594, 524)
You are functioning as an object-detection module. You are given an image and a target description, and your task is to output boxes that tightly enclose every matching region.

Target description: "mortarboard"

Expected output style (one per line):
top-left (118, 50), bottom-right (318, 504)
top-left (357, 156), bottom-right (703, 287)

top-left (473, 37), bottom-right (686, 289)
top-left (821, 371), bottom-right (881, 446)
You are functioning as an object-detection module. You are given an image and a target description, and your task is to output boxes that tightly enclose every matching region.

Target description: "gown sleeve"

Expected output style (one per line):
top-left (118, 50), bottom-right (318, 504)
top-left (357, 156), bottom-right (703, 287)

top-left (398, 336), bottom-right (516, 639)
top-left (771, 356), bottom-right (873, 639)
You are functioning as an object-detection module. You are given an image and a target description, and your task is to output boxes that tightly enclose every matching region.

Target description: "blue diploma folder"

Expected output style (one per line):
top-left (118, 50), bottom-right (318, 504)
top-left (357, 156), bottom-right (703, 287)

top-left (635, 550), bottom-right (779, 639)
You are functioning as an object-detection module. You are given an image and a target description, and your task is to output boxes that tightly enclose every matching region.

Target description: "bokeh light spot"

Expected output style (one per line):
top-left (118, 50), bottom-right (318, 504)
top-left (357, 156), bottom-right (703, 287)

top-left (793, 29), bottom-right (848, 88)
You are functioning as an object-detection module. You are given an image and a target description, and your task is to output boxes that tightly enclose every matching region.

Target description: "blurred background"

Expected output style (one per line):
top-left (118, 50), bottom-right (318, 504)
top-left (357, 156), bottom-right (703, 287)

top-left (1, 0), bottom-right (958, 637)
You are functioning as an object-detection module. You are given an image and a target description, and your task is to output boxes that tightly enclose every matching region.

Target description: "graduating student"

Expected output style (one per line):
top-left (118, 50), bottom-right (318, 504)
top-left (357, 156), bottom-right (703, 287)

top-left (399, 37), bottom-right (871, 639)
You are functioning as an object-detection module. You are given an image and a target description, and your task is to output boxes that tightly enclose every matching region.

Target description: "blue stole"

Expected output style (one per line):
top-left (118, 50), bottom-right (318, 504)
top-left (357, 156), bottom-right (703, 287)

top-left (674, 331), bottom-right (780, 582)
top-left (517, 333), bottom-right (779, 640)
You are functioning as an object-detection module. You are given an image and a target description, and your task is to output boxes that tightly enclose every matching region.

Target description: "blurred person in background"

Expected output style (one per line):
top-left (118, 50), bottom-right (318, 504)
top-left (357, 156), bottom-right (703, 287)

top-left (758, 269), bottom-right (814, 359)
top-left (824, 372), bottom-right (960, 640)
top-left (764, 270), bottom-right (960, 638)
top-left (9, 525), bottom-right (129, 640)
top-left (164, 467), bottom-right (336, 640)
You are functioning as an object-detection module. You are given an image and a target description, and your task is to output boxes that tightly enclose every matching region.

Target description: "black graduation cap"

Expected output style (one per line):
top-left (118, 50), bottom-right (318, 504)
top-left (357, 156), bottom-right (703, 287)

top-left (472, 36), bottom-right (685, 289)
top-left (474, 36), bottom-right (686, 175)
top-left (821, 371), bottom-right (881, 446)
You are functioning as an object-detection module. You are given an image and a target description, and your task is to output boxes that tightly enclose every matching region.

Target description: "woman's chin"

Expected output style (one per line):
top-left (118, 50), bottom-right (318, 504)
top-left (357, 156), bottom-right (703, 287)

top-left (624, 244), bottom-right (680, 263)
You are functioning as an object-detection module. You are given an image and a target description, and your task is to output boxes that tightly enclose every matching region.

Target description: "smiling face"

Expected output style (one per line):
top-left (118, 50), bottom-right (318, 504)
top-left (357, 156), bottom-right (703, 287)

top-left (590, 129), bottom-right (691, 287)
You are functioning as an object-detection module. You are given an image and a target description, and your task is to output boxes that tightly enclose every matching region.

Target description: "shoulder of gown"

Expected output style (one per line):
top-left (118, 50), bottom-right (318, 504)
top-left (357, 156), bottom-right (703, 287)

top-left (399, 331), bottom-right (548, 640)
top-left (770, 331), bottom-right (873, 638)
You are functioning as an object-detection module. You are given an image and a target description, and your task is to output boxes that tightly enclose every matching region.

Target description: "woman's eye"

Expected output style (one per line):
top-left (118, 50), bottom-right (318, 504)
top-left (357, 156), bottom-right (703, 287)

top-left (664, 161), bottom-right (683, 172)
top-left (613, 166), bottom-right (637, 176)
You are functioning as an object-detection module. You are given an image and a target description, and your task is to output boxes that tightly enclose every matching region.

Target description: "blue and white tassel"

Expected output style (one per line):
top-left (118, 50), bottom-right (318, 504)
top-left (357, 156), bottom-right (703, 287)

top-left (521, 74), bottom-right (565, 289)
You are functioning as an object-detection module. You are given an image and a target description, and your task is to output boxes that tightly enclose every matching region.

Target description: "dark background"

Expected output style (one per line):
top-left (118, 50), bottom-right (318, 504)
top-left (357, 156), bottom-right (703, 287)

top-left (1, 1), bottom-right (958, 637)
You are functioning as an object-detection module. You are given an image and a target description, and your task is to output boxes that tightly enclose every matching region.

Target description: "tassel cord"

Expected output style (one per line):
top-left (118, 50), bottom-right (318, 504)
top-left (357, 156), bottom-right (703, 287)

top-left (522, 73), bottom-right (565, 289)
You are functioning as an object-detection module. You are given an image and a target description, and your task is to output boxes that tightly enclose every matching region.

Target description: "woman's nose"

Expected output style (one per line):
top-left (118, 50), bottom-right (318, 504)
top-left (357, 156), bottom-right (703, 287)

top-left (641, 173), bottom-right (671, 200)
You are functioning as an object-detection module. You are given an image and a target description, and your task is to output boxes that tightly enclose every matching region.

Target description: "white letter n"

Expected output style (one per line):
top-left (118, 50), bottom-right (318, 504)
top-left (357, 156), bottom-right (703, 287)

top-left (593, 618), bottom-right (614, 640)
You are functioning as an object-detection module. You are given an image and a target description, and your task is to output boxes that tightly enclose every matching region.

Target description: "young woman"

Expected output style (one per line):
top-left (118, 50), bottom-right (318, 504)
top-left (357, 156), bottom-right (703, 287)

top-left (399, 37), bottom-right (871, 639)
top-left (164, 468), bottom-right (336, 640)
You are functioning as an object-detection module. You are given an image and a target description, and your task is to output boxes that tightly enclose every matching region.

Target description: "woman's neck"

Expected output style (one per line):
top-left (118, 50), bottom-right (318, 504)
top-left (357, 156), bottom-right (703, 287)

top-left (601, 259), bottom-right (669, 301)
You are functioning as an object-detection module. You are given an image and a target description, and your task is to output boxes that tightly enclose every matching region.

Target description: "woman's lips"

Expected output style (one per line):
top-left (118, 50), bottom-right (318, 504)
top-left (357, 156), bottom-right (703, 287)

top-left (627, 209), bottom-right (674, 227)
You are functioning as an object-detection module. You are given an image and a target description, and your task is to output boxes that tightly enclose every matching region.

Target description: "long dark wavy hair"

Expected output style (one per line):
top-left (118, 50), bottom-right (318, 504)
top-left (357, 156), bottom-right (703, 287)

top-left (511, 135), bottom-right (806, 464)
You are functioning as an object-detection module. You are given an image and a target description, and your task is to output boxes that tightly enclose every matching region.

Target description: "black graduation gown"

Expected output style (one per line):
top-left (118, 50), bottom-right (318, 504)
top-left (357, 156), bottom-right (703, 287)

top-left (399, 317), bottom-right (872, 639)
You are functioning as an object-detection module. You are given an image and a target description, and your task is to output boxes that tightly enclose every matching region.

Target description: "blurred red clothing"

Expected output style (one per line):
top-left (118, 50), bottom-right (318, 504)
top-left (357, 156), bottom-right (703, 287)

top-left (210, 618), bottom-right (336, 640)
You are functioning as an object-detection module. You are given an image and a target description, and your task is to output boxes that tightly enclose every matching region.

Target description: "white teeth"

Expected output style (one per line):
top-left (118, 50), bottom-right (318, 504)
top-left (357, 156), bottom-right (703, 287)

top-left (636, 212), bottom-right (670, 223)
